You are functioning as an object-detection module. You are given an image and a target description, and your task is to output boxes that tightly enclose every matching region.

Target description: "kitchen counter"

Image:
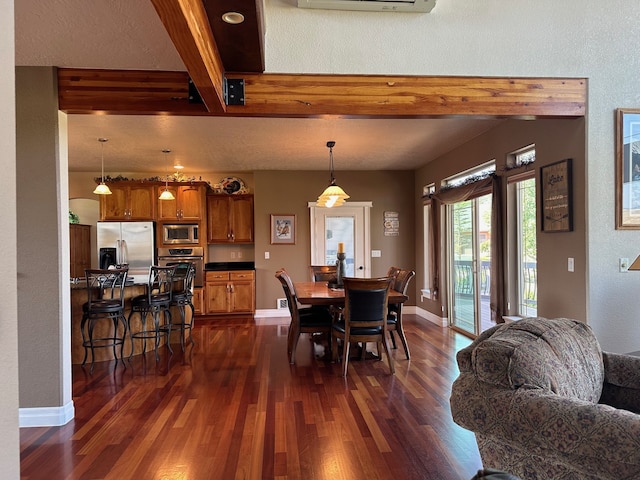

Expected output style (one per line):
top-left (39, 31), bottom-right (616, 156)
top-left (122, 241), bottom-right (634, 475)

top-left (205, 262), bottom-right (255, 271)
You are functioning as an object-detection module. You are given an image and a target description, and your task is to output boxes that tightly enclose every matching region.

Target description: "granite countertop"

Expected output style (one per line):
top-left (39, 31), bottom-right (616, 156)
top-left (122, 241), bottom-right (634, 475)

top-left (205, 262), bottom-right (255, 271)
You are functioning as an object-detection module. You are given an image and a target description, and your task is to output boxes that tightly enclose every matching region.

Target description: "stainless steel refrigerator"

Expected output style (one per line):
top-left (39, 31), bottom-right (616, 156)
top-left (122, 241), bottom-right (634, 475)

top-left (96, 221), bottom-right (155, 279)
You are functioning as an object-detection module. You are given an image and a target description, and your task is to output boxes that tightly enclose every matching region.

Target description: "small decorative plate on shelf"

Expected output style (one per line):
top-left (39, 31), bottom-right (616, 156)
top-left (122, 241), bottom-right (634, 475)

top-left (219, 176), bottom-right (248, 195)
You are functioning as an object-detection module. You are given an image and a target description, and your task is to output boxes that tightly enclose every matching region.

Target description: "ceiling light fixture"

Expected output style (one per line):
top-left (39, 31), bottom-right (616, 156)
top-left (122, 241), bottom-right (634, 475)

top-left (93, 137), bottom-right (112, 195)
top-left (316, 141), bottom-right (349, 208)
top-left (173, 160), bottom-right (184, 170)
top-left (222, 12), bottom-right (245, 24)
top-left (159, 149), bottom-right (176, 201)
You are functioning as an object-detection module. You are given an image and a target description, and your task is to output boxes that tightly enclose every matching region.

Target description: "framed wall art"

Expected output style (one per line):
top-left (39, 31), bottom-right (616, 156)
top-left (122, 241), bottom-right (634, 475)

top-left (270, 214), bottom-right (296, 245)
top-left (616, 108), bottom-right (640, 229)
top-left (540, 158), bottom-right (573, 232)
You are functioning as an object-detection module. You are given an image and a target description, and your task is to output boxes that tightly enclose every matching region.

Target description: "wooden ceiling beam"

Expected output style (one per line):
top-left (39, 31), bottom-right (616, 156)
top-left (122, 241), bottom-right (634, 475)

top-left (57, 68), bottom-right (586, 119)
top-left (149, 0), bottom-right (226, 113)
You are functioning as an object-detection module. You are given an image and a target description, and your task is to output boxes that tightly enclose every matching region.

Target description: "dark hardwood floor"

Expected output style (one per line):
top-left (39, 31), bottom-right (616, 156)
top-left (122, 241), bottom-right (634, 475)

top-left (20, 314), bottom-right (482, 479)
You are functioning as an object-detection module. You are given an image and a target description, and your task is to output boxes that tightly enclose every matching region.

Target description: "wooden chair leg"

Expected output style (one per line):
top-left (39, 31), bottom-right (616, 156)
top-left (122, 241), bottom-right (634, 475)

top-left (342, 338), bottom-right (351, 376)
top-left (381, 337), bottom-right (395, 374)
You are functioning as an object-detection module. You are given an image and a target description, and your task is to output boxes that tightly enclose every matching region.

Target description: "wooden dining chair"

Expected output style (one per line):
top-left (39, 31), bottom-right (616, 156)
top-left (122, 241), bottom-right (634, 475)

top-left (275, 269), bottom-right (333, 364)
top-left (309, 265), bottom-right (337, 282)
top-left (331, 276), bottom-right (395, 376)
top-left (387, 269), bottom-right (415, 359)
top-left (386, 266), bottom-right (402, 281)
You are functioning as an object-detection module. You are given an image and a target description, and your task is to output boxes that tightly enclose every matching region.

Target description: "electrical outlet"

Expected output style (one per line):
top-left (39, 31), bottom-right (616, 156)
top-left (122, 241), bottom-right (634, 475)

top-left (265, 251), bottom-right (270, 260)
top-left (230, 251), bottom-right (236, 259)
top-left (620, 257), bottom-right (629, 272)
top-left (237, 251), bottom-right (243, 259)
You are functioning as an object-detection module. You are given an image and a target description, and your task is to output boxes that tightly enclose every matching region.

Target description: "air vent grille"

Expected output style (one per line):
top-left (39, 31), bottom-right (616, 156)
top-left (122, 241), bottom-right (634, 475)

top-left (297, 0), bottom-right (436, 13)
top-left (277, 298), bottom-right (289, 310)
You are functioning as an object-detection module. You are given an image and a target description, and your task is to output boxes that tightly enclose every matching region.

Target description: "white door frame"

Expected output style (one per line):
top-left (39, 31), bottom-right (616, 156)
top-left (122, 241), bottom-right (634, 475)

top-left (308, 201), bottom-right (372, 277)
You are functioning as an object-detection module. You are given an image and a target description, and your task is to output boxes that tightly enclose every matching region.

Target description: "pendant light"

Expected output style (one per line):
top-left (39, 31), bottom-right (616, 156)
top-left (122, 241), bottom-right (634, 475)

top-left (316, 141), bottom-right (349, 208)
top-left (93, 138), bottom-right (112, 195)
top-left (159, 149), bottom-right (175, 200)
top-left (159, 149), bottom-right (176, 201)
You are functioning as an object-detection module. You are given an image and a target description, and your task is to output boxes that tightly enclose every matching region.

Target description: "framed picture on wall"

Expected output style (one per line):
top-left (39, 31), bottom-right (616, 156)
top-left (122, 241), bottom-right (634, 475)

top-left (540, 158), bottom-right (573, 232)
top-left (270, 214), bottom-right (296, 245)
top-left (616, 108), bottom-right (640, 229)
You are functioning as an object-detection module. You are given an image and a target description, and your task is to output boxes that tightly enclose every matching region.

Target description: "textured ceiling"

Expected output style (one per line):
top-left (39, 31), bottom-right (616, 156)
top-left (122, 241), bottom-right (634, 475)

top-left (15, 0), bottom-right (503, 174)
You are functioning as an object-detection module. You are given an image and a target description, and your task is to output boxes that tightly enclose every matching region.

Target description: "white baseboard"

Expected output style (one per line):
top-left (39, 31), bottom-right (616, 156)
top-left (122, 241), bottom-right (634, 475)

top-left (19, 401), bottom-right (74, 428)
top-left (409, 305), bottom-right (448, 327)
top-left (255, 306), bottom-right (448, 327)
top-left (255, 308), bottom-right (289, 318)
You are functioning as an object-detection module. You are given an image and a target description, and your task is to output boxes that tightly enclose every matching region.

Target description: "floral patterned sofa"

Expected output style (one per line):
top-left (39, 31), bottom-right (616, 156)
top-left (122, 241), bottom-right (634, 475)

top-left (450, 317), bottom-right (640, 480)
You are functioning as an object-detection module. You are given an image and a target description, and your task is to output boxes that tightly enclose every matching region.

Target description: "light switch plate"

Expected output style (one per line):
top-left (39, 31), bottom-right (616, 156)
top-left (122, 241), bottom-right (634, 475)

top-left (371, 250), bottom-right (381, 258)
top-left (620, 257), bottom-right (629, 272)
top-left (568, 257), bottom-right (574, 272)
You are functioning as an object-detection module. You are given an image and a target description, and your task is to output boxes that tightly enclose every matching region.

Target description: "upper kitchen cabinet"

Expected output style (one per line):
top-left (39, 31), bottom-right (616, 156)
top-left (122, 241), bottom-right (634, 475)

top-left (100, 182), bottom-right (156, 221)
top-left (157, 183), bottom-right (207, 221)
top-left (207, 195), bottom-right (254, 244)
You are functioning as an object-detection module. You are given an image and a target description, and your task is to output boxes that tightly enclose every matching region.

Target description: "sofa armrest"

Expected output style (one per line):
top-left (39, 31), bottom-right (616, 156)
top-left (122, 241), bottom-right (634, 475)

top-left (601, 351), bottom-right (640, 413)
top-left (451, 375), bottom-right (640, 471)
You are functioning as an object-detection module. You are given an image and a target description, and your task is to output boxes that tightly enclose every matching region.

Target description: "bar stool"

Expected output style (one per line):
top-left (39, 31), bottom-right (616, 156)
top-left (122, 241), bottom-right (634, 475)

top-left (167, 262), bottom-right (196, 351)
top-left (128, 265), bottom-right (175, 361)
top-left (80, 268), bottom-right (129, 373)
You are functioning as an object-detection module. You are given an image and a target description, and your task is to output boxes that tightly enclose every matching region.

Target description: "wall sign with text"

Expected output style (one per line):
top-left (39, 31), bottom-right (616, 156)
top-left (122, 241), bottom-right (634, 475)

top-left (540, 158), bottom-right (573, 233)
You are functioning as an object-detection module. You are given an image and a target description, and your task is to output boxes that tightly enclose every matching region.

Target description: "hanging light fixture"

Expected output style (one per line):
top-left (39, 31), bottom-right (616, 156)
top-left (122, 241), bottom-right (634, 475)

top-left (159, 149), bottom-right (176, 201)
top-left (93, 138), bottom-right (112, 195)
top-left (316, 141), bottom-right (349, 208)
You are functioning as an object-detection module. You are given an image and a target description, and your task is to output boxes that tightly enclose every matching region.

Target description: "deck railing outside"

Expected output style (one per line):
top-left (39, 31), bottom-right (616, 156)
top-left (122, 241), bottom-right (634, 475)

top-left (453, 260), bottom-right (537, 308)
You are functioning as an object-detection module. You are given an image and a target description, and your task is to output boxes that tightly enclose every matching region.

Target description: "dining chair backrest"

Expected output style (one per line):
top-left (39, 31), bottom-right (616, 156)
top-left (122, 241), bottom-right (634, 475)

top-left (84, 268), bottom-right (128, 308)
top-left (309, 265), bottom-right (337, 282)
top-left (275, 269), bottom-right (300, 319)
top-left (394, 269), bottom-right (415, 295)
top-left (343, 276), bottom-right (393, 328)
top-left (386, 266), bottom-right (402, 282)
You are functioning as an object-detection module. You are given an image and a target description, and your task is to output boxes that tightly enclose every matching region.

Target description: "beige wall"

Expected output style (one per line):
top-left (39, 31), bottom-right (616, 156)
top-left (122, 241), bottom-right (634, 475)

top-left (415, 118), bottom-right (587, 322)
top-left (1, 0), bottom-right (19, 475)
top-left (16, 67), bottom-right (70, 412)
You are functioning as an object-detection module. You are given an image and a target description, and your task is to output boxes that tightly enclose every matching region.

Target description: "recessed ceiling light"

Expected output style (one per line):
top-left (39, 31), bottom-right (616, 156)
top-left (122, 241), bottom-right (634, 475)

top-left (222, 12), bottom-right (244, 24)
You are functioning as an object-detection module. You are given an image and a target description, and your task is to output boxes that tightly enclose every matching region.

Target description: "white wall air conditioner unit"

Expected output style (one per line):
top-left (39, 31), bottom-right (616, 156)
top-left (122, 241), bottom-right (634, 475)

top-left (297, 0), bottom-right (435, 13)
top-left (277, 298), bottom-right (289, 310)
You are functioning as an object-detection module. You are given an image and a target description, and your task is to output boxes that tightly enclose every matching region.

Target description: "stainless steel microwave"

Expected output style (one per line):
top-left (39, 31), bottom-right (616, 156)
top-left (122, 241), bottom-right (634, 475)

top-left (163, 224), bottom-right (199, 244)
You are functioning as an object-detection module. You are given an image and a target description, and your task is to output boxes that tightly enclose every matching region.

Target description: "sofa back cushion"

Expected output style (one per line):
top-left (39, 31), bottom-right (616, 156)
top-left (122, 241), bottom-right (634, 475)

top-left (459, 317), bottom-right (604, 402)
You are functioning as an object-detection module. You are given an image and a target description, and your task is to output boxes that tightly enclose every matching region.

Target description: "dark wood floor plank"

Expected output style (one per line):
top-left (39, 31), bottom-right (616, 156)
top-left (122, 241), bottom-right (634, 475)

top-left (20, 314), bottom-right (481, 479)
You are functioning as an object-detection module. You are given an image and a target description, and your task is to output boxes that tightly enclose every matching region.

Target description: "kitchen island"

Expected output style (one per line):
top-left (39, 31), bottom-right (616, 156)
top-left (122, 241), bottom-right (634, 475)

top-left (70, 278), bottom-right (193, 364)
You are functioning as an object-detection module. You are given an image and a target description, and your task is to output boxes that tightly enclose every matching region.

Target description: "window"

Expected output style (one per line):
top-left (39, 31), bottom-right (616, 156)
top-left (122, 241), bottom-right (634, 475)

top-left (442, 160), bottom-right (495, 189)
top-left (423, 202), bottom-right (433, 298)
top-left (507, 148), bottom-right (537, 317)
top-left (507, 144), bottom-right (536, 169)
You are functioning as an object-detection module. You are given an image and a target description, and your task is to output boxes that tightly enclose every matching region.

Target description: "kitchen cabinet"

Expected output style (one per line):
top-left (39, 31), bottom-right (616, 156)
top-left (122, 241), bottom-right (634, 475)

top-left (70, 224), bottom-right (91, 278)
top-left (157, 183), bottom-right (206, 221)
top-left (207, 195), bottom-right (254, 243)
top-left (204, 270), bottom-right (255, 314)
top-left (193, 287), bottom-right (203, 315)
top-left (100, 182), bottom-right (156, 221)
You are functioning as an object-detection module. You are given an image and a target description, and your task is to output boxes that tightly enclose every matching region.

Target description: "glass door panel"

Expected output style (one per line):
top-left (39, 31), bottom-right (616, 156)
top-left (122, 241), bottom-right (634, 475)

top-left (310, 204), bottom-right (370, 277)
top-left (449, 193), bottom-right (492, 335)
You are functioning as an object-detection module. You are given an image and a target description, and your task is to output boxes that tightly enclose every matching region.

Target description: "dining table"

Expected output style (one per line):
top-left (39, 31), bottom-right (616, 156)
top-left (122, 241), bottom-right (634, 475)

top-left (294, 281), bottom-right (408, 308)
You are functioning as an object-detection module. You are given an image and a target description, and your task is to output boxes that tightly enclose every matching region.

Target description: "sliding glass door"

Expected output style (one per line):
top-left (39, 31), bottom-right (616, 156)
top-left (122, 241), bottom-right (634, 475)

top-left (448, 193), bottom-right (492, 336)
